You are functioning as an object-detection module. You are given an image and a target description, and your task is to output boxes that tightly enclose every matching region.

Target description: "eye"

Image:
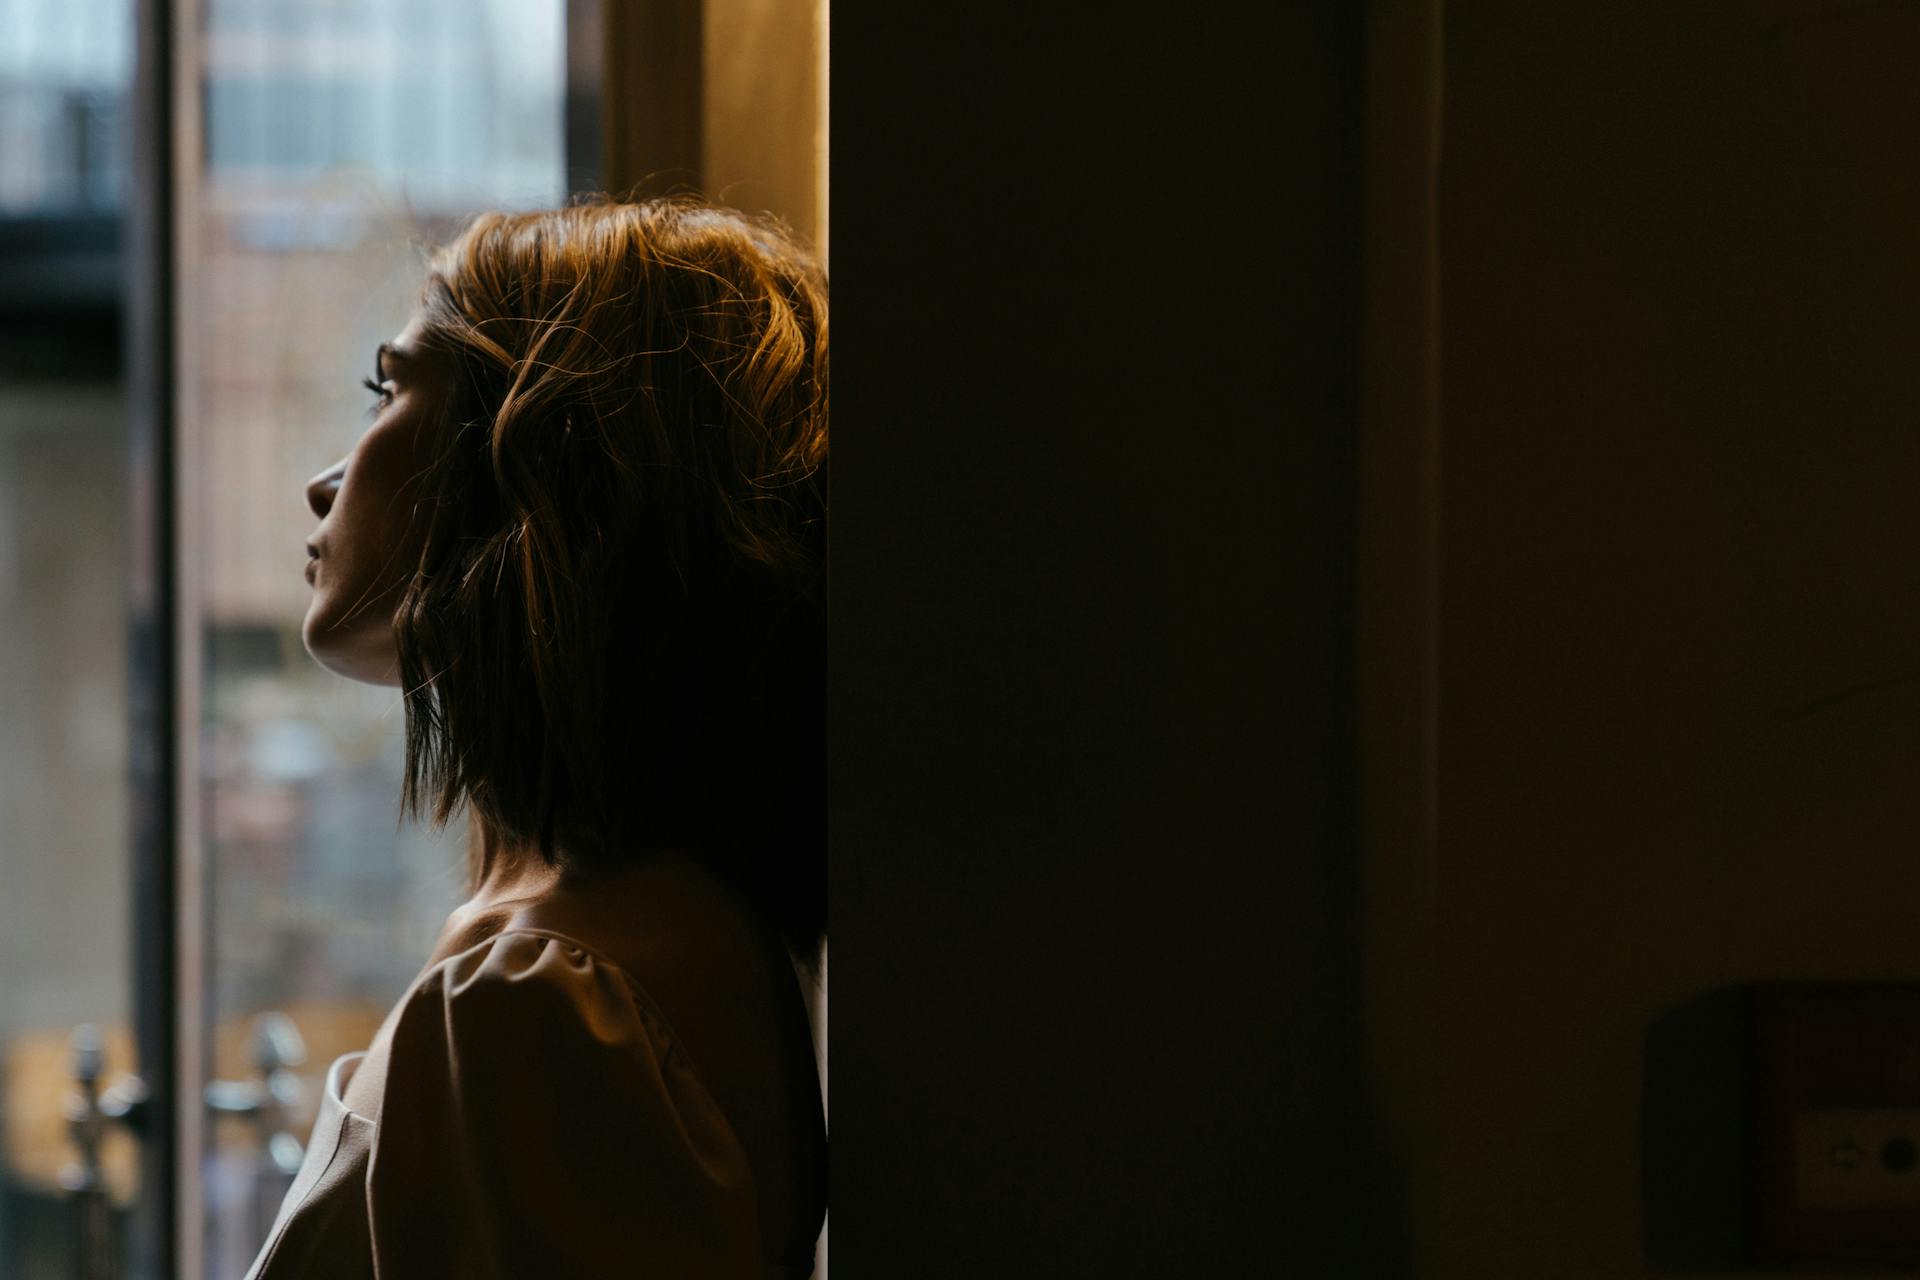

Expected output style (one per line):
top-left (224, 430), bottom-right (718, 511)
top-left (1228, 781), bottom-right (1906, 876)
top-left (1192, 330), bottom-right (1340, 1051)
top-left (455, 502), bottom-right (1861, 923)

top-left (361, 375), bottom-right (393, 415)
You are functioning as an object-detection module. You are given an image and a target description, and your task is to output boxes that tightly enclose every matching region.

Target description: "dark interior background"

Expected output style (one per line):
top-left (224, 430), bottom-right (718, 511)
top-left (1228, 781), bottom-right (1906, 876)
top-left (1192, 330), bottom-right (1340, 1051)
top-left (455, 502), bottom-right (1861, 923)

top-left (831, 4), bottom-right (1394, 1272)
top-left (833, 0), bottom-right (1920, 1273)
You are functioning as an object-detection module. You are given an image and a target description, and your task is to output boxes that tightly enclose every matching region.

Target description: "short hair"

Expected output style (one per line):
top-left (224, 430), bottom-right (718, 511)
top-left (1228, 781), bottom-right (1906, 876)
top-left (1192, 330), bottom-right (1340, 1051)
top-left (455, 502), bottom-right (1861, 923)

top-left (394, 197), bottom-right (827, 959)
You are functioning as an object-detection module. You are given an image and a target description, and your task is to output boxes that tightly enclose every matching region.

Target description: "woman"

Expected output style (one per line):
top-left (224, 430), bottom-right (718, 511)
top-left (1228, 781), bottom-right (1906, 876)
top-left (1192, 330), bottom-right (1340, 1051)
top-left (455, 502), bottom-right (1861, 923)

top-left (251, 197), bottom-right (828, 1278)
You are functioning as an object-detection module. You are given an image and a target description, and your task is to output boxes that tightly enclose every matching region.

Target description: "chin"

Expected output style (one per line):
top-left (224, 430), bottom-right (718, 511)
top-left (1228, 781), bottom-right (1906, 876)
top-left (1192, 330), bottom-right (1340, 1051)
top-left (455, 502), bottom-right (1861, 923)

top-left (301, 606), bottom-right (402, 687)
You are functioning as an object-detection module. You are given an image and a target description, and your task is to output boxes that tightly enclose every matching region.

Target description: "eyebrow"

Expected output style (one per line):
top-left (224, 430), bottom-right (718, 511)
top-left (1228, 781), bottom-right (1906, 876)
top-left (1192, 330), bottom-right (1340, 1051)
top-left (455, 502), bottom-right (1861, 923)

top-left (375, 341), bottom-right (414, 379)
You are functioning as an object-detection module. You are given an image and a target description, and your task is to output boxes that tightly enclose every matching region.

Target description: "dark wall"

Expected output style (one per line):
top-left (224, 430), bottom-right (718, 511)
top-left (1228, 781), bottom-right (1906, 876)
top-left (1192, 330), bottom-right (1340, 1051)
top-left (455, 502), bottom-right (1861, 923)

top-left (832, 6), bottom-right (1396, 1271)
top-left (1385, 3), bottom-right (1920, 1273)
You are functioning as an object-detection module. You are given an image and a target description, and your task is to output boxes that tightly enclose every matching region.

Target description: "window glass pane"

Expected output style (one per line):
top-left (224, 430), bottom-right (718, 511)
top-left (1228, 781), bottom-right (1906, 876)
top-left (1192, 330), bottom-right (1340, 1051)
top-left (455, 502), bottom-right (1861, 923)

top-left (0, 0), bottom-right (136, 1275)
top-left (186, 3), bottom-right (565, 1274)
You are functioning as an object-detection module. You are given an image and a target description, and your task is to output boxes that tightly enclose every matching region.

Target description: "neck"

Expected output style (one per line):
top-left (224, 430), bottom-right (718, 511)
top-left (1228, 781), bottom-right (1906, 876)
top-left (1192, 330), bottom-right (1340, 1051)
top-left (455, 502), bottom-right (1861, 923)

top-left (465, 816), bottom-right (563, 909)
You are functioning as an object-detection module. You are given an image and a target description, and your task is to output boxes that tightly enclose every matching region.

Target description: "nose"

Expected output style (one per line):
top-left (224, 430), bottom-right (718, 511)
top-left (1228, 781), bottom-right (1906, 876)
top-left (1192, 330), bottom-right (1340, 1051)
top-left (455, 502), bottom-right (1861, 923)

top-left (306, 461), bottom-right (345, 519)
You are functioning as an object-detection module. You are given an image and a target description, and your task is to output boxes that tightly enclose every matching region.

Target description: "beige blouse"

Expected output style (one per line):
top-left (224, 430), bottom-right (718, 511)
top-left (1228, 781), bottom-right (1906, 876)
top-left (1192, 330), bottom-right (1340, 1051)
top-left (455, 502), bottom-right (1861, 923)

top-left (244, 929), bottom-right (819, 1279)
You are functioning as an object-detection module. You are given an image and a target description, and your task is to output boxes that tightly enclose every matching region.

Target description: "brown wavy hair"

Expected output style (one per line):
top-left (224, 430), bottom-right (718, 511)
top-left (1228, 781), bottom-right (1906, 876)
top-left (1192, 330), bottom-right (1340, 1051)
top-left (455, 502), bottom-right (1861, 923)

top-left (392, 197), bottom-right (827, 959)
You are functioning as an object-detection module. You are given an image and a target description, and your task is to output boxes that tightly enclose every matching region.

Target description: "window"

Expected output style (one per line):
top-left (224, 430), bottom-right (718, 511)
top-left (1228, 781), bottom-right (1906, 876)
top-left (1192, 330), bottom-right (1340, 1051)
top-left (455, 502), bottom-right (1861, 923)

top-left (185, 4), bottom-right (568, 1273)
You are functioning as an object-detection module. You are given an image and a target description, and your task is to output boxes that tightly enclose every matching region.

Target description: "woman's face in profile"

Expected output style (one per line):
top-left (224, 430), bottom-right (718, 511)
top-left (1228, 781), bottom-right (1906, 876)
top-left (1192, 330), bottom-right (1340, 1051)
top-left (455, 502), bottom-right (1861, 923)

top-left (302, 313), bottom-right (447, 685)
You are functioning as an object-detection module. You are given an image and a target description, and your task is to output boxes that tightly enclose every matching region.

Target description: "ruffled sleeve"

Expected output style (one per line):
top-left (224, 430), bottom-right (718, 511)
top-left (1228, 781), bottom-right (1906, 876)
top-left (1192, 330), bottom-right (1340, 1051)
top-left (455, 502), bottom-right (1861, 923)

top-left (362, 930), bottom-right (764, 1279)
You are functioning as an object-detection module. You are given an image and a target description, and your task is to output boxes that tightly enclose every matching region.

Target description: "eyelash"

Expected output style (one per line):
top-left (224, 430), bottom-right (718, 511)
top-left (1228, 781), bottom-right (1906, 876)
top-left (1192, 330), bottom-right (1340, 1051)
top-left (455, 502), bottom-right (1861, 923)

top-left (361, 375), bottom-right (391, 415)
